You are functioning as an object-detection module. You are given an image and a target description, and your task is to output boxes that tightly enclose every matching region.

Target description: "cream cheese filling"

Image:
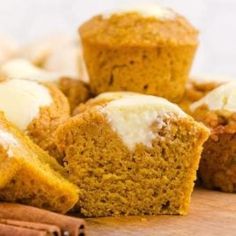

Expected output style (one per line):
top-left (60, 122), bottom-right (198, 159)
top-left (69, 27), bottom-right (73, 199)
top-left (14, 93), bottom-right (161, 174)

top-left (100, 94), bottom-right (186, 150)
top-left (0, 59), bottom-right (60, 82)
top-left (0, 79), bottom-right (53, 130)
top-left (191, 81), bottom-right (236, 112)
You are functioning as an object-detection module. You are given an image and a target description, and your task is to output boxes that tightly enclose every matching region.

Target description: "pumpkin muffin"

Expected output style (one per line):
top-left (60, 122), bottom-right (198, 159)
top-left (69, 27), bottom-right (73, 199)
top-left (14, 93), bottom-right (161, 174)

top-left (0, 78), bottom-right (69, 161)
top-left (0, 59), bottom-right (90, 110)
top-left (191, 81), bottom-right (236, 192)
top-left (79, 5), bottom-right (198, 102)
top-left (0, 112), bottom-right (78, 213)
top-left (56, 92), bottom-right (209, 217)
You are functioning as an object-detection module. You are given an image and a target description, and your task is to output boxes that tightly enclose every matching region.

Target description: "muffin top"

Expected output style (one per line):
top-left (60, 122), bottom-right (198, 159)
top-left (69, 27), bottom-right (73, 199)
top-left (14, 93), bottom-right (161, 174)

top-left (100, 93), bottom-right (187, 150)
top-left (190, 81), bottom-right (236, 113)
top-left (79, 5), bottom-right (198, 47)
top-left (76, 92), bottom-right (188, 150)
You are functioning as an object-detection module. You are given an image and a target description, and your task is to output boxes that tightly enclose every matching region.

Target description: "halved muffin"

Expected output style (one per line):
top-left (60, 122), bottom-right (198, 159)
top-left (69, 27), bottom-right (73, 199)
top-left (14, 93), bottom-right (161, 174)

top-left (0, 112), bottom-right (78, 213)
top-left (79, 5), bottom-right (198, 102)
top-left (0, 59), bottom-right (90, 111)
top-left (191, 81), bottom-right (236, 192)
top-left (56, 92), bottom-right (209, 217)
top-left (0, 78), bottom-right (69, 161)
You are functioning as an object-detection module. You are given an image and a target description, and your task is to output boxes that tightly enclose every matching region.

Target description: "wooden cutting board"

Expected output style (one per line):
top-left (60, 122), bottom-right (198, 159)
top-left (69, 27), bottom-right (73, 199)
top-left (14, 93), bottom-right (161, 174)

top-left (86, 188), bottom-right (236, 236)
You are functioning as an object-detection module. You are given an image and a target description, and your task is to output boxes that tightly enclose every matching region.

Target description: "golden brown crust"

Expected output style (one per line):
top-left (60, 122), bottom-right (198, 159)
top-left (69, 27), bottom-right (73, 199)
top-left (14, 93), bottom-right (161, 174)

top-left (72, 96), bottom-right (111, 115)
top-left (58, 77), bottom-right (91, 111)
top-left (27, 83), bottom-right (70, 161)
top-left (80, 13), bottom-right (198, 47)
top-left (72, 92), bottom-right (140, 115)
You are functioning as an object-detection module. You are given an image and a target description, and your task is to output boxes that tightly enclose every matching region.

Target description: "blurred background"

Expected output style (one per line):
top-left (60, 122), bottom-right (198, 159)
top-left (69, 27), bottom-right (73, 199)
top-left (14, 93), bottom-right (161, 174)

top-left (0, 0), bottom-right (235, 76)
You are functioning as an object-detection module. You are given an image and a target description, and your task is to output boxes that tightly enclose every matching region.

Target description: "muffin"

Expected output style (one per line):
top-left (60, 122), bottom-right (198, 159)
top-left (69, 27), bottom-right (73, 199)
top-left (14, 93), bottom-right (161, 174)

top-left (79, 5), bottom-right (198, 102)
top-left (0, 112), bottom-right (78, 213)
top-left (0, 78), bottom-right (69, 160)
top-left (191, 81), bottom-right (236, 192)
top-left (0, 59), bottom-right (90, 110)
top-left (56, 92), bottom-right (209, 217)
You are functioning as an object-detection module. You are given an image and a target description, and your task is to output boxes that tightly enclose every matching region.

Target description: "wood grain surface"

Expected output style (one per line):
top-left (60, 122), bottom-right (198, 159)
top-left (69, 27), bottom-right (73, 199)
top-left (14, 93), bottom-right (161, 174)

top-left (85, 188), bottom-right (236, 236)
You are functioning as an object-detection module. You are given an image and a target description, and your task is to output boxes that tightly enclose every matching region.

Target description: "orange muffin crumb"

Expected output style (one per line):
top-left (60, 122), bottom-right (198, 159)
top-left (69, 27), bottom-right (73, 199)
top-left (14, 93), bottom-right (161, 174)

top-left (191, 82), bottom-right (236, 192)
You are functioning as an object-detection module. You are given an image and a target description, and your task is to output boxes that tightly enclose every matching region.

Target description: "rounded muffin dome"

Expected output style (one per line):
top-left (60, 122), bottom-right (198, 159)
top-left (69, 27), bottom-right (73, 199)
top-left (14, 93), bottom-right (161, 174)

top-left (80, 6), bottom-right (198, 47)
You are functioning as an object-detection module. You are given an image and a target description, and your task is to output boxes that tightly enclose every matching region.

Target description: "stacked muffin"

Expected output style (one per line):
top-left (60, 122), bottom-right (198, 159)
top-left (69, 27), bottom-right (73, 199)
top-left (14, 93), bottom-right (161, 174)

top-left (79, 6), bottom-right (198, 102)
top-left (54, 5), bottom-right (210, 217)
top-left (79, 6), bottom-right (236, 196)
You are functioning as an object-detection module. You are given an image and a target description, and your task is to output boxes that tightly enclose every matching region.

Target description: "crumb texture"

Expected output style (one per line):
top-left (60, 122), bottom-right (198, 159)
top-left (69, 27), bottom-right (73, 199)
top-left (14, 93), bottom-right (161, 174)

top-left (192, 107), bottom-right (236, 192)
top-left (59, 77), bottom-right (90, 111)
top-left (27, 83), bottom-right (70, 161)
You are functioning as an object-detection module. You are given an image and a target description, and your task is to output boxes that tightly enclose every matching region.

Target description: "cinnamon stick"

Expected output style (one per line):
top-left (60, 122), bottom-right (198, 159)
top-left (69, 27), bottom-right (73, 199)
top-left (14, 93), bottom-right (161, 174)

top-left (0, 203), bottom-right (86, 236)
top-left (0, 223), bottom-right (49, 236)
top-left (0, 219), bottom-right (61, 236)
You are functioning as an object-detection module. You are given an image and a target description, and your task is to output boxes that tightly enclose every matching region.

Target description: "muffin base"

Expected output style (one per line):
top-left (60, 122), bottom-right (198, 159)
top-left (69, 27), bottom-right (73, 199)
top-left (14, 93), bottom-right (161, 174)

top-left (82, 42), bottom-right (197, 102)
